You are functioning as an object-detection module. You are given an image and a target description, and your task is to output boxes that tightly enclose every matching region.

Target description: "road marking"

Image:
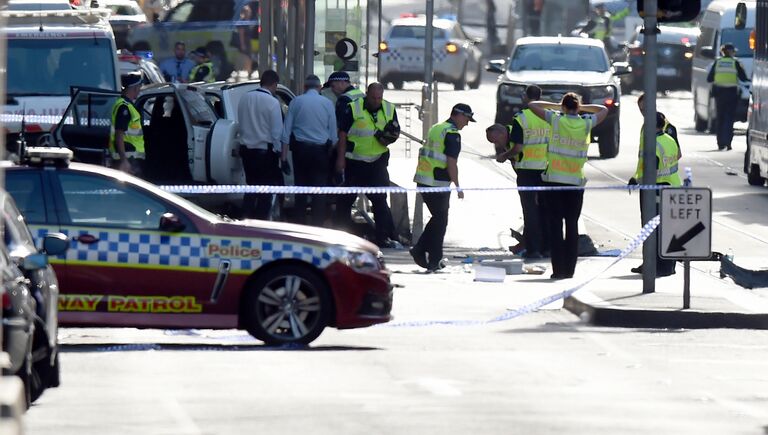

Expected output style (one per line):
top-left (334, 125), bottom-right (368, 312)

top-left (164, 398), bottom-right (202, 435)
top-left (399, 378), bottom-right (463, 397)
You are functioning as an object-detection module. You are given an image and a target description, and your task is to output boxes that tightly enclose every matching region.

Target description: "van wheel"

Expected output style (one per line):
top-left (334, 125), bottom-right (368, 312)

top-left (694, 111), bottom-right (707, 132)
top-left (707, 96), bottom-right (717, 134)
top-left (598, 121), bottom-right (620, 159)
top-left (747, 164), bottom-right (765, 186)
top-left (454, 64), bottom-right (467, 90)
top-left (468, 63), bottom-right (482, 89)
top-left (392, 80), bottom-right (404, 90)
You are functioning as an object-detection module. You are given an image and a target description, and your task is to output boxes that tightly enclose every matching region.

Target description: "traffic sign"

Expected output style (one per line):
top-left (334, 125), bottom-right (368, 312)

top-left (659, 187), bottom-right (712, 259)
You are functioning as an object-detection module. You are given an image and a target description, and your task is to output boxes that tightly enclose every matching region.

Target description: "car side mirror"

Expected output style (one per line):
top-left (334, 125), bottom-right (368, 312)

top-left (700, 46), bottom-right (715, 58)
top-left (42, 233), bottom-right (69, 256)
top-left (23, 253), bottom-right (48, 272)
top-left (485, 59), bottom-right (505, 74)
top-left (160, 212), bottom-right (186, 232)
top-left (612, 61), bottom-right (632, 76)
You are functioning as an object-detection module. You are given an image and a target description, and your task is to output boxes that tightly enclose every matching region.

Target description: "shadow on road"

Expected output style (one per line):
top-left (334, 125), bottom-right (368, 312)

top-left (60, 343), bottom-right (381, 353)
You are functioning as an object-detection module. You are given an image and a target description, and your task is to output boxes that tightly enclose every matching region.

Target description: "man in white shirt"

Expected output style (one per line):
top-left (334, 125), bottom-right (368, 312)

top-left (282, 74), bottom-right (338, 226)
top-left (237, 69), bottom-right (286, 219)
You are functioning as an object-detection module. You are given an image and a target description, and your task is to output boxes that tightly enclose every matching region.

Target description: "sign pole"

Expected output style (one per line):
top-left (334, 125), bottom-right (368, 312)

top-left (683, 260), bottom-right (691, 309)
top-left (641, 0), bottom-right (658, 293)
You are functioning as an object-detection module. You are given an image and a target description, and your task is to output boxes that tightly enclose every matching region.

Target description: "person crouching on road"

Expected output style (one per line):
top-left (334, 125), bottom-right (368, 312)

top-left (110, 72), bottom-right (146, 176)
top-left (628, 112), bottom-right (682, 277)
top-left (486, 84), bottom-right (550, 259)
top-left (527, 93), bottom-right (608, 280)
top-left (410, 104), bottom-right (472, 272)
top-left (281, 74), bottom-right (338, 226)
top-left (335, 82), bottom-right (401, 249)
top-left (189, 47), bottom-right (216, 83)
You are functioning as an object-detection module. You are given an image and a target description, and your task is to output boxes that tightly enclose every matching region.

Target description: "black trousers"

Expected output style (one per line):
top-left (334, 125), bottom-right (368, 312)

top-left (240, 146), bottom-right (283, 220)
top-left (714, 86), bottom-right (738, 149)
top-left (414, 187), bottom-right (450, 268)
top-left (335, 152), bottom-right (395, 245)
top-left (541, 185), bottom-right (583, 277)
top-left (292, 141), bottom-right (331, 226)
top-left (638, 186), bottom-right (676, 275)
top-left (516, 169), bottom-right (549, 254)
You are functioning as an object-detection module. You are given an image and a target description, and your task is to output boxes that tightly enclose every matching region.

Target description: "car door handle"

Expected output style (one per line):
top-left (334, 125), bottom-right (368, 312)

top-left (75, 234), bottom-right (100, 244)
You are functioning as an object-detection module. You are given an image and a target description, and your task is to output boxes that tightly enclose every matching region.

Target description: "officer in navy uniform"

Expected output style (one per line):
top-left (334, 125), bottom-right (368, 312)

top-left (189, 47), bottom-right (215, 83)
top-left (110, 72), bottom-right (145, 175)
top-left (707, 43), bottom-right (750, 150)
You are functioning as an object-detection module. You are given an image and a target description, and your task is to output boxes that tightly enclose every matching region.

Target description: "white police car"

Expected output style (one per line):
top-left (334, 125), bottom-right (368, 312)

top-left (4, 147), bottom-right (393, 345)
top-left (379, 14), bottom-right (483, 90)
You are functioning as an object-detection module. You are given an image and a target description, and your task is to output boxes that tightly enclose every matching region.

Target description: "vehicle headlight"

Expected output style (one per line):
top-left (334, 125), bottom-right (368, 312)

top-left (589, 85), bottom-right (615, 103)
top-left (499, 83), bottom-right (526, 102)
top-left (327, 246), bottom-right (381, 272)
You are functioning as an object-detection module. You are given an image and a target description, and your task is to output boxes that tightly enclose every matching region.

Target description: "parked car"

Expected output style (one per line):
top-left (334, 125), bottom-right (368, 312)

top-left (487, 36), bottom-right (630, 158)
top-left (379, 14), bottom-right (483, 90)
top-left (622, 24), bottom-right (699, 92)
top-left (127, 0), bottom-right (259, 81)
top-left (4, 147), bottom-right (393, 345)
top-left (102, 0), bottom-right (148, 49)
top-left (0, 186), bottom-right (68, 406)
top-left (118, 50), bottom-right (166, 86)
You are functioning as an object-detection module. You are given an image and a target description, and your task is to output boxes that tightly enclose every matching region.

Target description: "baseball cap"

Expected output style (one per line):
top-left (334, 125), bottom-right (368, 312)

top-left (305, 74), bottom-right (322, 87)
top-left (328, 71), bottom-right (351, 82)
top-left (451, 103), bottom-right (476, 122)
top-left (121, 72), bottom-right (142, 89)
top-left (721, 43), bottom-right (736, 52)
top-left (190, 47), bottom-right (208, 58)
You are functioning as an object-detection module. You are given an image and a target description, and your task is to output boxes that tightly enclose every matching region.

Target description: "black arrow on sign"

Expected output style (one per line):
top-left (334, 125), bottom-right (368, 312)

top-left (666, 222), bottom-right (706, 253)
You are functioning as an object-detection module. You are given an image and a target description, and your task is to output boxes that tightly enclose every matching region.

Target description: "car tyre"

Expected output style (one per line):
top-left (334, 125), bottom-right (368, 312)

top-left (747, 164), bottom-right (765, 186)
top-left (707, 96), bottom-right (717, 134)
top-left (694, 111), bottom-right (708, 132)
top-left (392, 80), bottom-right (404, 90)
top-left (468, 63), bottom-right (482, 89)
top-left (244, 264), bottom-right (331, 346)
top-left (454, 64), bottom-right (467, 90)
top-left (598, 121), bottom-right (620, 159)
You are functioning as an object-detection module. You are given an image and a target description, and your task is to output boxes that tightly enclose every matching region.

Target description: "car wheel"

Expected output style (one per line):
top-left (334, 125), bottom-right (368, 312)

top-left (468, 63), bottom-right (482, 89)
top-left (454, 64), bottom-right (467, 91)
top-left (694, 111), bottom-right (707, 132)
top-left (747, 164), bottom-right (765, 186)
top-left (392, 80), bottom-right (404, 90)
top-left (206, 42), bottom-right (232, 81)
top-left (707, 96), bottom-right (717, 134)
top-left (244, 265), bottom-right (331, 346)
top-left (598, 121), bottom-right (620, 159)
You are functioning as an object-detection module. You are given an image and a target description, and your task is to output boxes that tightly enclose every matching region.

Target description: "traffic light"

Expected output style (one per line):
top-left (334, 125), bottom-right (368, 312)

top-left (637, 0), bottom-right (701, 23)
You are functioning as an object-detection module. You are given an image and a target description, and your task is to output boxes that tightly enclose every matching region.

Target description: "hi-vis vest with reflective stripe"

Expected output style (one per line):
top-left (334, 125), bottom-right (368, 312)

top-left (634, 133), bottom-right (681, 186)
top-left (344, 87), bottom-right (365, 101)
top-left (713, 57), bottom-right (738, 87)
top-left (190, 61), bottom-right (215, 83)
top-left (414, 121), bottom-right (456, 187)
top-left (109, 97), bottom-right (145, 160)
top-left (513, 108), bottom-right (549, 170)
top-left (346, 99), bottom-right (395, 162)
top-left (542, 113), bottom-right (592, 186)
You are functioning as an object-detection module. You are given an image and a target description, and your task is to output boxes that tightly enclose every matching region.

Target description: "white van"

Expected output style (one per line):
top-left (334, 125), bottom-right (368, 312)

top-left (1, 1), bottom-right (120, 154)
top-left (691, 0), bottom-right (755, 132)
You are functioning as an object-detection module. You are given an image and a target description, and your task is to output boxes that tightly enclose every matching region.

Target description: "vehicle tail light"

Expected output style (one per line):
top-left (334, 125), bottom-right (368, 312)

top-left (603, 98), bottom-right (615, 106)
top-left (24, 124), bottom-right (42, 133)
top-left (630, 47), bottom-right (643, 56)
top-left (684, 51), bottom-right (693, 59)
top-left (119, 54), bottom-right (141, 64)
top-left (1, 290), bottom-right (11, 310)
top-left (400, 13), bottom-right (418, 18)
top-left (681, 37), bottom-right (690, 45)
top-left (379, 41), bottom-right (389, 53)
top-left (750, 30), bottom-right (756, 50)
top-left (445, 42), bottom-right (459, 54)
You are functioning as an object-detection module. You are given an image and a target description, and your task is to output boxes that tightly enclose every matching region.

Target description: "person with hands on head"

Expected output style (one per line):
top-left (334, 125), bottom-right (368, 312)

top-left (109, 72), bottom-right (146, 176)
top-left (410, 103), bottom-right (472, 272)
top-left (527, 93), bottom-right (608, 279)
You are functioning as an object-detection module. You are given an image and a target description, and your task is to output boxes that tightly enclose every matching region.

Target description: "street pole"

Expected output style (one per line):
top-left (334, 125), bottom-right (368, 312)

top-left (423, 0), bottom-right (435, 134)
top-left (641, 0), bottom-right (658, 293)
top-left (304, 0), bottom-right (316, 77)
top-left (377, 0), bottom-right (382, 81)
top-left (365, 0), bottom-right (371, 87)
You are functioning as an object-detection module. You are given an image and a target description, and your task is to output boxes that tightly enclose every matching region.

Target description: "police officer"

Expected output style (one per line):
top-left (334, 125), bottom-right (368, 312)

top-left (582, 2), bottom-right (629, 52)
top-left (628, 112), bottom-right (682, 277)
top-left (110, 72), bottom-right (145, 175)
top-left (707, 43), bottom-right (750, 150)
top-left (486, 84), bottom-right (550, 259)
top-left (335, 82), bottom-right (400, 248)
top-left (189, 47), bottom-right (215, 83)
top-left (528, 93), bottom-right (608, 279)
top-left (327, 71), bottom-right (365, 123)
top-left (410, 104), bottom-right (471, 271)
top-left (637, 93), bottom-right (680, 157)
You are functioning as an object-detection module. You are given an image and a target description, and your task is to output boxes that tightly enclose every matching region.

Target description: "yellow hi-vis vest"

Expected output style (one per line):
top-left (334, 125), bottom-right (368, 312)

top-left (541, 113), bottom-right (592, 186)
top-left (634, 133), bottom-right (681, 186)
top-left (413, 121), bottom-right (456, 187)
top-left (513, 108), bottom-right (549, 170)
top-left (190, 61), bottom-right (215, 83)
top-left (635, 126), bottom-right (681, 182)
top-left (343, 87), bottom-right (365, 101)
top-left (346, 99), bottom-right (395, 162)
top-left (713, 57), bottom-right (739, 87)
top-left (592, 15), bottom-right (610, 41)
top-left (109, 97), bottom-right (145, 160)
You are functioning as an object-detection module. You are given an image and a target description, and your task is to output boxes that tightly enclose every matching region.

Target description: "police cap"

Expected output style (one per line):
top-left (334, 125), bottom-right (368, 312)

top-left (721, 43), bottom-right (736, 52)
top-left (328, 71), bottom-right (351, 82)
top-left (121, 72), bottom-right (142, 89)
top-left (451, 103), bottom-right (476, 122)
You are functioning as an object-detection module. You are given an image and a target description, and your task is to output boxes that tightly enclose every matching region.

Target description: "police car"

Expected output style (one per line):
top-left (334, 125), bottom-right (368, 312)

top-left (4, 148), bottom-right (393, 345)
top-left (379, 14), bottom-right (483, 90)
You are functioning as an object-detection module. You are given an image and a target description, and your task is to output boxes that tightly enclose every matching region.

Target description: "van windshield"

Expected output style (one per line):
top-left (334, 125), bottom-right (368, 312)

top-left (721, 28), bottom-right (754, 58)
top-left (7, 37), bottom-right (117, 96)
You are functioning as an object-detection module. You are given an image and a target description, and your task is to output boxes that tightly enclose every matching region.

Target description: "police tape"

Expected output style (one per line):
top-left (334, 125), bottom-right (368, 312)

top-left (382, 215), bottom-right (661, 328)
top-left (161, 184), bottom-right (673, 195)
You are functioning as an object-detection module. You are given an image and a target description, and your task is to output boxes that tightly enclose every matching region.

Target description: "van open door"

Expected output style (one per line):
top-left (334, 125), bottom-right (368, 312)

top-left (51, 87), bottom-right (120, 165)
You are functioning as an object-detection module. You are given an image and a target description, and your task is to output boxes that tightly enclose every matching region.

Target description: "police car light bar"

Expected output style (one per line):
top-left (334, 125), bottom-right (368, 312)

top-left (24, 147), bottom-right (73, 166)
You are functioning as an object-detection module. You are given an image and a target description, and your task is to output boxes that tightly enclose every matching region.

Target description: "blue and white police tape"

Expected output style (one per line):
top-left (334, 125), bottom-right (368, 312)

top-left (382, 215), bottom-right (661, 328)
top-left (161, 184), bottom-right (676, 195)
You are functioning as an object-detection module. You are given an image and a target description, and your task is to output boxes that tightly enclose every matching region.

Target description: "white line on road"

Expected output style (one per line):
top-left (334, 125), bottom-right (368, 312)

top-left (164, 398), bottom-right (202, 435)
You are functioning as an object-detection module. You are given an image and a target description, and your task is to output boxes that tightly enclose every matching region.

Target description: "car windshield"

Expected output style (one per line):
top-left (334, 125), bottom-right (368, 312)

top-left (509, 44), bottom-right (609, 72)
top-left (7, 38), bottom-right (117, 96)
top-left (721, 28), bottom-right (754, 58)
top-left (388, 25), bottom-right (448, 40)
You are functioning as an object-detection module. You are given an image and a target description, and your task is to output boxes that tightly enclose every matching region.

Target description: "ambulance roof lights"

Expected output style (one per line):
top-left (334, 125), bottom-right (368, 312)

top-left (23, 147), bottom-right (73, 167)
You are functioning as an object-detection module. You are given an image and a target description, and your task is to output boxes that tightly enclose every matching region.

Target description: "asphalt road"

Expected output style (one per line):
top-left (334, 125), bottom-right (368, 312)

top-left (24, 78), bottom-right (768, 434)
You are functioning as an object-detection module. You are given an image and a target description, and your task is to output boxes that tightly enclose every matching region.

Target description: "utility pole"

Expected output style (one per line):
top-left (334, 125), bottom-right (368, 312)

top-left (641, 0), bottom-right (658, 293)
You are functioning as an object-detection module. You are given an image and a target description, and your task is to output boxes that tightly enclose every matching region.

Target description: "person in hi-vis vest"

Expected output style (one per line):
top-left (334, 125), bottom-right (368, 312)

top-left (707, 43), bottom-right (750, 150)
top-left (527, 93), bottom-right (608, 280)
top-left (410, 103), bottom-right (473, 272)
top-left (109, 72), bottom-right (145, 175)
top-left (487, 84), bottom-right (550, 259)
